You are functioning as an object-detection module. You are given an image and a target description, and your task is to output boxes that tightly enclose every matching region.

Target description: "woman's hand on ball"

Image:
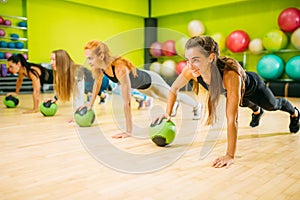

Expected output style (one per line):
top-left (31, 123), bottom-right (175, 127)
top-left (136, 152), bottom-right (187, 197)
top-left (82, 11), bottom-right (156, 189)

top-left (6, 92), bottom-right (17, 97)
top-left (151, 113), bottom-right (171, 126)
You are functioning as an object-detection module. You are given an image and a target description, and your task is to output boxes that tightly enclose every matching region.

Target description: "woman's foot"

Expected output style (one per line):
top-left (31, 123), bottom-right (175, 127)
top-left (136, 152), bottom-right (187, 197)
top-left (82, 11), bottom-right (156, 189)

top-left (112, 132), bottom-right (131, 139)
top-left (290, 107), bottom-right (300, 133)
top-left (250, 108), bottom-right (264, 127)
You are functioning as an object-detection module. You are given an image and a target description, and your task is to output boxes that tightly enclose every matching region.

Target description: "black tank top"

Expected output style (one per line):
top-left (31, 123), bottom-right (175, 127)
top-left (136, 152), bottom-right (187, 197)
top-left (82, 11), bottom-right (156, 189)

top-left (103, 66), bottom-right (151, 89)
top-left (24, 64), bottom-right (53, 84)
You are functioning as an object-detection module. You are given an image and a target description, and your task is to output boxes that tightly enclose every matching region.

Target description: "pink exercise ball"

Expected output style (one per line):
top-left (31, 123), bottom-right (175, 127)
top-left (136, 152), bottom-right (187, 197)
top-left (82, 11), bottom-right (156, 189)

top-left (0, 16), bottom-right (4, 24)
top-left (162, 40), bottom-right (177, 56)
top-left (278, 7), bottom-right (300, 33)
top-left (3, 19), bottom-right (12, 26)
top-left (226, 30), bottom-right (250, 52)
top-left (187, 20), bottom-right (205, 37)
top-left (291, 27), bottom-right (300, 50)
top-left (249, 38), bottom-right (264, 54)
top-left (4, 52), bottom-right (13, 59)
top-left (149, 42), bottom-right (163, 57)
top-left (0, 29), bottom-right (5, 37)
top-left (176, 60), bottom-right (187, 75)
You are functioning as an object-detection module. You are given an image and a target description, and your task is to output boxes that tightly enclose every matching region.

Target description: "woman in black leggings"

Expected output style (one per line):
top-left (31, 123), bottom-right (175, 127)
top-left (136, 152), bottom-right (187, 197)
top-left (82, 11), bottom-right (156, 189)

top-left (155, 35), bottom-right (299, 168)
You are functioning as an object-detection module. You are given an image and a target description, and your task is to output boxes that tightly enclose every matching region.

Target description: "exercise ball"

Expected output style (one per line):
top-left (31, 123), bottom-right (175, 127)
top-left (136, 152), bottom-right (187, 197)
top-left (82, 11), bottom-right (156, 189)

top-left (161, 60), bottom-right (176, 77)
top-left (0, 41), bottom-right (7, 48)
top-left (149, 119), bottom-right (176, 147)
top-left (40, 100), bottom-right (58, 116)
top-left (22, 53), bottom-right (28, 60)
top-left (187, 20), bottom-right (205, 37)
top-left (15, 42), bottom-right (24, 49)
top-left (285, 56), bottom-right (300, 81)
top-left (74, 106), bottom-right (95, 127)
top-left (176, 60), bottom-right (187, 75)
top-left (211, 32), bottom-right (226, 52)
top-left (149, 62), bottom-right (161, 74)
top-left (0, 52), bottom-right (4, 59)
top-left (10, 33), bottom-right (19, 41)
top-left (7, 42), bottom-right (15, 49)
top-left (249, 38), bottom-right (264, 54)
top-left (278, 7), bottom-right (300, 33)
top-left (18, 21), bottom-right (27, 27)
top-left (162, 40), bottom-right (177, 56)
top-left (149, 42), bottom-right (163, 57)
top-left (257, 54), bottom-right (284, 80)
top-left (175, 37), bottom-right (189, 57)
top-left (3, 20), bottom-right (11, 26)
top-left (4, 52), bottom-right (12, 59)
top-left (0, 16), bottom-right (4, 24)
top-left (291, 27), bottom-right (300, 50)
top-left (226, 30), bottom-right (250, 52)
top-left (3, 95), bottom-right (19, 108)
top-left (0, 29), bottom-right (5, 37)
top-left (262, 29), bottom-right (288, 51)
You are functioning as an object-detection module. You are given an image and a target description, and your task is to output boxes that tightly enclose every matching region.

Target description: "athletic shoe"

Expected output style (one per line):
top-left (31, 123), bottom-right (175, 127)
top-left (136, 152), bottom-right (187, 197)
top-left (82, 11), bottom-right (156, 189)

top-left (193, 103), bottom-right (202, 120)
top-left (137, 99), bottom-right (145, 109)
top-left (171, 101), bottom-right (179, 117)
top-left (250, 108), bottom-right (264, 127)
top-left (99, 95), bottom-right (106, 104)
top-left (289, 107), bottom-right (300, 133)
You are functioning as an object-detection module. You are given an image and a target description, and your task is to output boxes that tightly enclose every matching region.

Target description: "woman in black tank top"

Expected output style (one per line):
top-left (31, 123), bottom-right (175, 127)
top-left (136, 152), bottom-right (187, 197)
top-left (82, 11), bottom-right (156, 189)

top-left (83, 40), bottom-right (201, 139)
top-left (154, 36), bottom-right (299, 168)
top-left (7, 54), bottom-right (53, 113)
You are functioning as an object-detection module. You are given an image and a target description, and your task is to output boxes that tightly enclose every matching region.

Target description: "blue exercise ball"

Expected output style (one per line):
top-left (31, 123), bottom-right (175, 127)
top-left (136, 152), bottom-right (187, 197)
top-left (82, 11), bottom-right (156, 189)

top-left (257, 54), bottom-right (284, 80)
top-left (285, 56), bottom-right (300, 81)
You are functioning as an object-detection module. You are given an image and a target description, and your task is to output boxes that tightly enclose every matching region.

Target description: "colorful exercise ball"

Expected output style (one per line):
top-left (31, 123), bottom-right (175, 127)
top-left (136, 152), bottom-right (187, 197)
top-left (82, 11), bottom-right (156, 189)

top-left (149, 62), bottom-right (161, 74)
top-left (249, 38), bottom-right (264, 54)
top-left (291, 27), bottom-right (300, 50)
top-left (3, 95), bottom-right (19, 108)
top-left (211, 32), bottom-right (226, 52)
top-left (262, 29), bottom-right (288, 51)
top-left (161, 60), bottom-right (176, 77)
top-left (10, 33), bottom-right (19, 41)
top-left (256, 54), bottom-right (284, 80)
top-left (285, 56), bottom-right (300, 81)
top-left (162, 40), bottom-right (177, 56)
top-left (3, 20), bottom-right (11, 26)
top-left (187, 19), bottom-right (205, 37)
top-left (149, 41), bottom-right (163, 57)
top-left (0, 41), bottom-right (7, 48)
top-left (7, 42), bottom-right (15, 49)
top-left (15, 42), bottom-right (24, 49)
top-left (0, 29), bottom-right (5, 37)
top-left (175, 37), bottom-right (189, 57)
top-left (0, 52), bottom-right (4, 59)
top-left (149, 119), bottom-right (176, 147)
top-left (4, 52), bottom-right (13, 59)
top-left (226, 30), bottom-right (250, 52)
top-left (176, 60), bottom-right (187, 75)
top-left (278, 7), bottom-right (300, 33)
top-left (0, 16), bottom-right (4, 24)
top-left (40, 100), bottom-right (58, 116)
top-left (74, 106), bottom-right (95, 127)
top-left (18, 21), bottom-right (27, 27)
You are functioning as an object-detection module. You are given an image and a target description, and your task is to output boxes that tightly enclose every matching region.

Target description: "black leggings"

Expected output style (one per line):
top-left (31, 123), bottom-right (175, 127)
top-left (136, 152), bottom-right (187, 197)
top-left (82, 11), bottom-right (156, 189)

top-left (241, 72), bottom-right (295, 115)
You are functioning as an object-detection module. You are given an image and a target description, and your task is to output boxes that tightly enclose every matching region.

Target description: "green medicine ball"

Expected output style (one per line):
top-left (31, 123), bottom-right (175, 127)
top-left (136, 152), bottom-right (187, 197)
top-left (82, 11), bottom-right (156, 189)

top-left (74, 106), bottom-right (95, 127)
top-left (3, 95), bottom-right (19, 108)
top-left (40, 100), bottom-right (58, 116)
top-left (149, 119), bottom-right (176, 147)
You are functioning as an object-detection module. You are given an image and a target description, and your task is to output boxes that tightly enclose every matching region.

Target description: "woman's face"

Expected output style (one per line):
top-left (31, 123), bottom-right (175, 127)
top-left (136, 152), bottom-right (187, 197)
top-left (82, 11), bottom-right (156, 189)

top-left (50, 53), bottom-right (56, 71)
top-left (7, 61), bottom-right (21, 74)
top-left (185, 47), bottom-right (211, 77)
top-left (84, 49), bottom-right (103, 69)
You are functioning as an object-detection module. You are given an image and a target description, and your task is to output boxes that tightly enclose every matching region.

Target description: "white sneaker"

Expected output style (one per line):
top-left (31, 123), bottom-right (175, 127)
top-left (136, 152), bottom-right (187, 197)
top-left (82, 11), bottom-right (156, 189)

top-left (171, 101), bottom-right (179, 117)
top-left (193, 103), bottom-right (202, 120)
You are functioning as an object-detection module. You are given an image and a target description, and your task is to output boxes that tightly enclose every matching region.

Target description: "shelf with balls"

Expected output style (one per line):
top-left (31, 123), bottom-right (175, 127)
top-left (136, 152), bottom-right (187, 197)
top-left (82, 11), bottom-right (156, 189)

top-left (0, 15), bottom-right (28, 64)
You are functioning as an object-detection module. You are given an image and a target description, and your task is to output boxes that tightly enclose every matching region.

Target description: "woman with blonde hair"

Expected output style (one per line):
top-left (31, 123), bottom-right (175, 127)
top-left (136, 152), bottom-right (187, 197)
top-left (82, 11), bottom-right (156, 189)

top-left (84, 40), bottom-right (201, 139)
top-left (154, 35), bottom-right (299, 168)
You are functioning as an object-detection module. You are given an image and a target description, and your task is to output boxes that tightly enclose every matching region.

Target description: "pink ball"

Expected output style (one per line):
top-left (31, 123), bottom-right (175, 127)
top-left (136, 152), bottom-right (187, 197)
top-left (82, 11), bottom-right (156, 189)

top-left (176, 60), bottom-right (187, 75)
top-left (278, 7), bottom-right (300, 33)
top-left (4, 52), bottom-right (13, 59)
top-left (3, 19), bottom-right (12, 26)
top-left (22, 53), bottom-right (28, 60)
top-left (162, 40), bottom-right (177, 56)
top-left (0, 16), bottom-right (4, 25)
top-left (149, 42), bottom-right (163, 57)
top-left (0, 29), bottom-right (5, 37)
top-left (226, 30), bottom-right (250, 53)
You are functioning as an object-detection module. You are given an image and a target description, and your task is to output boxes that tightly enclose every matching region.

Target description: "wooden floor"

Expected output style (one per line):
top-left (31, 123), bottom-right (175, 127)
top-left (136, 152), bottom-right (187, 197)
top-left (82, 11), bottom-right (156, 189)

top-left (1, 91), bottom-right (300, 200)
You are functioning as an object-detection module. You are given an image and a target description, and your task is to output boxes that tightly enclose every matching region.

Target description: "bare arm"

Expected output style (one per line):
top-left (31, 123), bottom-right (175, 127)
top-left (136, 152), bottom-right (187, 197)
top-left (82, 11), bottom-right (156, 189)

top-left (26, 72), bottom-right (41, 113)
top-left (89, 71), bottom-right (103, 109)
top-left (212, 70), bottom-right (241, 168)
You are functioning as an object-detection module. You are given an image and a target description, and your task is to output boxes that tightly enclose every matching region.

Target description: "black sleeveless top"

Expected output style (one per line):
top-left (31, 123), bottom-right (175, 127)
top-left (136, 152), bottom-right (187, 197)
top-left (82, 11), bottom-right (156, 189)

top-left (24, 64), bottom-right (53, 84)
top-left (103, 66), bottom-right (151, 89)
